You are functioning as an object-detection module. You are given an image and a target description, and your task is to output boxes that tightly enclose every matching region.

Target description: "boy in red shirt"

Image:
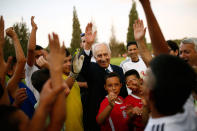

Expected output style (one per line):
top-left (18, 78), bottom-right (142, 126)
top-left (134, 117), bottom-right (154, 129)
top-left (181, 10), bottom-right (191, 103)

top-left (124, 69), bottom-right (149, 131)
top-left (96, 72), bottom-right (129, 131)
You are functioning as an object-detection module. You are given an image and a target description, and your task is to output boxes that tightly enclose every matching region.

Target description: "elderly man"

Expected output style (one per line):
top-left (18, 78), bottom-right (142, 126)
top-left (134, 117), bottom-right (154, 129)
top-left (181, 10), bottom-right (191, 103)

top-left (80, 23), bottom-right (128, 131)
top-left (179, 38), bottom-right (197, 69)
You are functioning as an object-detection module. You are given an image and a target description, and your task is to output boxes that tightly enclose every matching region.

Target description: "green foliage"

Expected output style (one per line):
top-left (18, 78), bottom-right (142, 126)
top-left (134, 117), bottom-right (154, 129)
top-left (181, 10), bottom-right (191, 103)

top-left (127, 1), bottom-right (138, 43)
top-left (109, 25), bottom-right (126, 57)
top-left (110, 57), bottom-right (126, 66)
top-left (70, 6), bottom-right (82, 54)
top-left (3, 19), bottom-right (30, 60)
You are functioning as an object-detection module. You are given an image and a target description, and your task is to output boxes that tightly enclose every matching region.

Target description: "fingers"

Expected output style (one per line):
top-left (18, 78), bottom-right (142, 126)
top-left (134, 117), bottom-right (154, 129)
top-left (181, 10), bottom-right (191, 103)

top-left (5, 27), bottom-right (15, 37)
top-left (0, 16), bottom-right (4, 28)
top-left (15, 88), bottom-right (28, 102)
top-left (85, 23), bottom-right (93, 34)
top-left (0, 16), bottom-right (4, 41)
top-left (36, 56), bottom-right (48, 67)
top-left (92, 31), bottom-right (97, 41)
top-left (48, 32), bottom-right (61, 52)
top-left (64, 84), bottom-right (70, 96)
top-left (61, 42), bottom-right (66, 54)
top-left (31, 16), bottom-right (35, 21)
top-left (31, 16), bottom-right (38, 30)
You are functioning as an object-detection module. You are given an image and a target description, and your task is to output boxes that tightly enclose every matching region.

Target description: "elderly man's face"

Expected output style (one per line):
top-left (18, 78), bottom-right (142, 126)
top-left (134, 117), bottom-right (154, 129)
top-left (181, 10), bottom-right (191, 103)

top-left (179, 43), bottom-right (197, 66)
top-left (94, 44), bottom-right (111, 69)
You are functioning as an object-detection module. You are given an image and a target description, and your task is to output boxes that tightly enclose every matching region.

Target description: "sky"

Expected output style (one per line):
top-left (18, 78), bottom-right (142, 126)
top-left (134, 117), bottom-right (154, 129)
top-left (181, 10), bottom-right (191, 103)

top-left (0, 0), bottom-right (197, 48)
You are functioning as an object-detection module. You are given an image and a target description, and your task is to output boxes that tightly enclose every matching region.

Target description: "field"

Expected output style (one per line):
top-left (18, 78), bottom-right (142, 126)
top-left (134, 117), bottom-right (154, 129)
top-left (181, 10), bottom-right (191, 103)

top-left (110, 57), bottom-right (126, 66)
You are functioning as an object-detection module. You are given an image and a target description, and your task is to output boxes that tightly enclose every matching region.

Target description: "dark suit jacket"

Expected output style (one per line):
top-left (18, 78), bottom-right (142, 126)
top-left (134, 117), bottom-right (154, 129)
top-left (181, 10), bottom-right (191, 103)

top-left (80, 50), bottom-right (128, 130)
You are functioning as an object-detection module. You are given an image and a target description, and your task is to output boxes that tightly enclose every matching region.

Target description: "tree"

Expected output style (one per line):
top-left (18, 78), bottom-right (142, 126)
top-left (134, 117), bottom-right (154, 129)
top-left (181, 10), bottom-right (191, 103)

top-left (4, 19), bottom-right (30, 60)
top-left (127, 0), bottom-right (138, 43)
top-left (70, 6), bottom-right (82, 54)
top-left (109, 24), bottom-right (126, 57)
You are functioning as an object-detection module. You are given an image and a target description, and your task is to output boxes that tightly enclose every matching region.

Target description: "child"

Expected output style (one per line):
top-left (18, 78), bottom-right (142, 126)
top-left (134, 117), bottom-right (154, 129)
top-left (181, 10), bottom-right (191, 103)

top-left (96, 72), bottom-right (129, 131)
top-left (6, 27), bottom-right (37, 119)
top-left (124, 69), bottom-right (149, 131)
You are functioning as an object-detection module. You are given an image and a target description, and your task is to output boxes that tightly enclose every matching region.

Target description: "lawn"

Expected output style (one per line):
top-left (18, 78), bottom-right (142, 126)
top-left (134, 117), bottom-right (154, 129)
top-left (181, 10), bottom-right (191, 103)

top-left (110, 57), bottom-right (126, 66)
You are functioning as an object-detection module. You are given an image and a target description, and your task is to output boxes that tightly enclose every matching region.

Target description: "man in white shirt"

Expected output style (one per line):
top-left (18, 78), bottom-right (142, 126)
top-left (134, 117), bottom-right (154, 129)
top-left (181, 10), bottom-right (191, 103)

top-left (120, 41), bottom-right (147, 79)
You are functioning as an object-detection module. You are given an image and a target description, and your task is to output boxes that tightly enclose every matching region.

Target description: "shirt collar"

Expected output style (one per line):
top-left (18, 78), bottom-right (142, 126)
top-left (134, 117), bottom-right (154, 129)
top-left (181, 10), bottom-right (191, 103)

top-left (106, 64), bottom-right (113, 72)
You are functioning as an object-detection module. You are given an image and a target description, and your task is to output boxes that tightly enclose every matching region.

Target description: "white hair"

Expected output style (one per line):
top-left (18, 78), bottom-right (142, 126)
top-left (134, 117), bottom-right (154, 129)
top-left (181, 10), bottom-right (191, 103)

top-left (181, 38), bottom-right (197, 52)
top-left (92, 43), bottom-right (111, 57)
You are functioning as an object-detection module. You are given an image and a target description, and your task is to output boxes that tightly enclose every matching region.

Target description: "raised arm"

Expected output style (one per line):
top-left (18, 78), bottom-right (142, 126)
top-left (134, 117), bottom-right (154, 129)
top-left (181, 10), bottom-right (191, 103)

top-left (0, 16), bottom-right (12, 88)
top-left (6, 27), bottom-right (26, 96)
top-left (27, 16), bottom-right (38, 67)
top-left (139, 0), bottom-right (169, 56)
top-left (84, 23), bottom-right (97, 50)
top-left (133, 19), bottom-right (152, 66)
top-left (0, 16), bottom-right (12, 105)
top-left (46, 33), bottom-right (66, 131)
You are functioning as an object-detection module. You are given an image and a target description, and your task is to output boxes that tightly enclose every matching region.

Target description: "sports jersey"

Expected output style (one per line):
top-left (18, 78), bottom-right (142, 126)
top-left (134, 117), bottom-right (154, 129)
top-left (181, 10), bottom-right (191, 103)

top-left (96, 96), bottom-right (129, 131)
top-left (124, 94), bottom-right (144, 131)
top-left (145, 109), bottom-right (197, 131)
top-left (121, 57), bottom-right (147, 79)
top-left (63, 74), bottom-right (83, 131)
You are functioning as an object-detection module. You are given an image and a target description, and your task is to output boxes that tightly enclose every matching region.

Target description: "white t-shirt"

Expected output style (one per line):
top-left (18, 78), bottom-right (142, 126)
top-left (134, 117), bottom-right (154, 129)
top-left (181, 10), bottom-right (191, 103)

top-left (25, 63), bottom-right (40, 101)
top-left (145, 108), bottom-right (197, 131)
top-left (121, 57), bottom-right (147, 79)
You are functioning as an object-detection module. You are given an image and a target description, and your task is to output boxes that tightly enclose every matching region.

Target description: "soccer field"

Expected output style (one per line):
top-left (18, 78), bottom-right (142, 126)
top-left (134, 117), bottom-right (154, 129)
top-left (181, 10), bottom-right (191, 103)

top-left (110, 57), bottom-right (126, 66)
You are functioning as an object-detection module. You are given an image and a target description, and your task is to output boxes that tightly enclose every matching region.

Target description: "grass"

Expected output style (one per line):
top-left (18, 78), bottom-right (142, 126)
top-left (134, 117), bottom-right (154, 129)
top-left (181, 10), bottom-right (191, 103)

top-left (110, 57), bottom-right (126, 66)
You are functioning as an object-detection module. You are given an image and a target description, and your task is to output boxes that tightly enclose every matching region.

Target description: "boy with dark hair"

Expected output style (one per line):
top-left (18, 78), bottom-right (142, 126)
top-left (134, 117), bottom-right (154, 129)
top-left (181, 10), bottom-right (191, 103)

top-left (144, 54), bottom-right (197, 131)
top-left (31, 68), bottom-right (50, 93)
top-left (96, 72), bottom-right (129, 131)
top-left (124, 69), bottom-right (149, 131)
top-left (167, 40), bottom-right (179, 56)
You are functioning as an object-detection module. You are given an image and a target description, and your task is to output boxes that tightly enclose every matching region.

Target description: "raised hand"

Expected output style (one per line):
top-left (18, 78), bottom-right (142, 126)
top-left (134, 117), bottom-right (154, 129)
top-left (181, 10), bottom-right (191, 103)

top-left (0, 17), bottom-right (13, 87)
top-left (84, 23), bottom-right (97, 50)
top-left (108, 92), bottom-right (117, 107)
top-left (48, 33), bottom-right (65, 91)
top-left (36, 55), bottom-right (49, 69)
top-left (13, 88), bottom-right (27, 107)
top-left (0, 16), bottom-right (5, 46)
top-left (126, 106), bottom-right (142, 118)
top-left (133, 19), bottom-right (146, 42)
top-left (6, 27), bottom-right (17, 38)
top-left (31, 16), bottom-right (38, 30)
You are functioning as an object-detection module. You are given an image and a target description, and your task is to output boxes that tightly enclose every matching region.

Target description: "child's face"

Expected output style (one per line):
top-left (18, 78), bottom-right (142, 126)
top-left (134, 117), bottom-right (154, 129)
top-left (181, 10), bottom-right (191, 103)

top-left (63, 55), bottom-right (72, 75)
top-left (105, 76), bottom-right (122, 95)
top-left (126, 75), bottom-right (141, 93)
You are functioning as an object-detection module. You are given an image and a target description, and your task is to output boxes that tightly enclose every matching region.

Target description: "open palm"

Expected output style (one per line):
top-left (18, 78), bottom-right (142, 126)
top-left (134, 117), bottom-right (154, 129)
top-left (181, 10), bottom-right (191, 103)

top-left (133, 19), bottom-right (146, 41)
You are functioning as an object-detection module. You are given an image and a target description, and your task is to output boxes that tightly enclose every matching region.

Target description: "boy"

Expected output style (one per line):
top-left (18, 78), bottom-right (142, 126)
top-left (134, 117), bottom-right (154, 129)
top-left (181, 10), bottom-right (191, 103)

top-left (6, 27), bottom-right (36, 119)
top-left (124, 69), bottom-right (149, 131)
top-left (96, 72), bottom-right (128, 131)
